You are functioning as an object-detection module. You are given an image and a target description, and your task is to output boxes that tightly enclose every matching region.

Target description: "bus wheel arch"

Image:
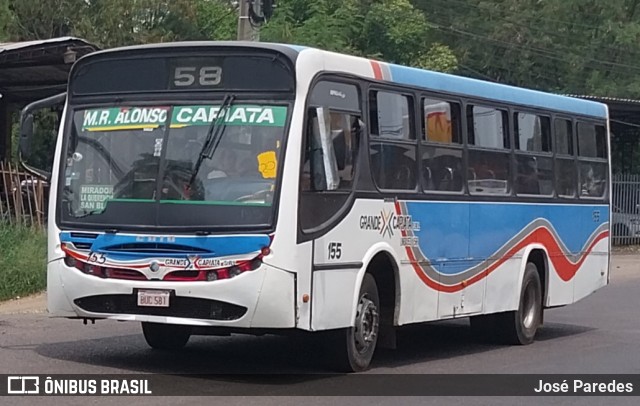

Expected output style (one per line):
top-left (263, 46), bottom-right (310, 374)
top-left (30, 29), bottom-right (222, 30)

top-left (326, 249), bottom-right (399, 372)
top-left (471, 247), bottom-right (546, 344)
top-left (526, 248), bottom-right (549, 310)
top-left (365, 251), bottom-right (400, 330)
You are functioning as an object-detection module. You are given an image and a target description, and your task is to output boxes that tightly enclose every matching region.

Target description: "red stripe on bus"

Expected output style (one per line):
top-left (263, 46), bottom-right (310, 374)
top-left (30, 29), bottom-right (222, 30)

top-left (371, 61), bottom-right (384, 80)
top-left (393, 203), bottom-right (608, 292)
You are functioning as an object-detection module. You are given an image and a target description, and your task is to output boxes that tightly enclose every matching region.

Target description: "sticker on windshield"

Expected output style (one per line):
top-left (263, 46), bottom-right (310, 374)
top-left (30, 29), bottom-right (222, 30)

top-left (79, 185), bottom-right (113, 211)
top-left (257, 151), bottom-right (277, 179)
top-left (82, 105), bottom-right (287, 132)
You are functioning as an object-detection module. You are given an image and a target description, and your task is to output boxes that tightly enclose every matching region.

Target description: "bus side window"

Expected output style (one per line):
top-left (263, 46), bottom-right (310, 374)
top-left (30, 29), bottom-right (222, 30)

top-left (369, 90), bottom-right (417, 191)
top-left (421, 97), bottom-right (463, 192)
top-left (467, 104), bottom-right (511, 195)
top-left (554, 118), bottom-right (576, 198)
top-left (577, 122), bottom-right (607, 198)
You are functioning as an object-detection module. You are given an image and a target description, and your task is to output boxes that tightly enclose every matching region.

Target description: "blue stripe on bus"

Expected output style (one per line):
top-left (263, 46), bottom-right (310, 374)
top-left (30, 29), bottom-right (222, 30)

top-left (404, 202), bottom-right (609, 275)
top-left (284, 44), bottom-right (308, 52)
top-left (387, 64), bottom-right (607, 118)
top-left (59, 232), bottom-right (270, 260)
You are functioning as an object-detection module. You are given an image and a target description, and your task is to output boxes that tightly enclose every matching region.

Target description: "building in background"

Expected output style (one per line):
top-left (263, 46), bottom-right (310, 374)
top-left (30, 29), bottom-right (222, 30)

top-left (0, 37), bottom-right (98, 161)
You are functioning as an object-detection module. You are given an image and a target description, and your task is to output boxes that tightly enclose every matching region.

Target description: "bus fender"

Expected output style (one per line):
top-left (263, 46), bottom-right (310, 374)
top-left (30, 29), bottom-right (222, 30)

top-left (514, 243), bottom-right (549, 309)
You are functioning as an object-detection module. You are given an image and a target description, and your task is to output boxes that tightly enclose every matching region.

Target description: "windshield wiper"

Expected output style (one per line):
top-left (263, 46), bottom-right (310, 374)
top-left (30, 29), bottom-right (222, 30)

top-left (187, 94), bottom-right (236, 189)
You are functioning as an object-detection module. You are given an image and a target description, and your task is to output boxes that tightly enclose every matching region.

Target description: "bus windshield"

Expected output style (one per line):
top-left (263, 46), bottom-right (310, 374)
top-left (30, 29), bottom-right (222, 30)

top-left (60, 103), bottom-right (288, 230)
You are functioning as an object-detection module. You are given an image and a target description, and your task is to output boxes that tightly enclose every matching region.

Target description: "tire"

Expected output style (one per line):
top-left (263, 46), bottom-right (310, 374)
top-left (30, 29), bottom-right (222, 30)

top-left (141, 322), bottom-right (192, 350)
top-left (499, 262), bottom-right (542, 344)
top-left (327, 274), bottom-right (380, 372)
top-left (471, 262), bottom-right (542, 345)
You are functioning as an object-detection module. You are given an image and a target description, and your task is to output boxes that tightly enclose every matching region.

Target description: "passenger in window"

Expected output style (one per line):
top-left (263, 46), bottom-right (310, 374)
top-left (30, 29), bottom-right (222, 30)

top-left (518, 157), bottom-right (541, 194)
top-left (580, 164), bottom-right (604, 197)
top-left (207, 150), bottom-right (238, 179)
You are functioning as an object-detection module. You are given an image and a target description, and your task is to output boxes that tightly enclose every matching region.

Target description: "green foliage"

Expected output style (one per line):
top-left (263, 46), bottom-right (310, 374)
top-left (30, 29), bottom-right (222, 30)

top-left (0, 224), bottom-right (47, 301)
top-left (0, 0), bottom-right (11, 41)
top-left (6, 0), bottom-right (84, 39)
top-left (5, 0), bottom-right (238, 48)
top-left (414, 0), bottom-right (640, 98)
top-left (195, 0), bottom-right (237, 41)
top-left (261, 0), bottom-right (458, 71)
top-left (4, 0), bottom-right (457, 69)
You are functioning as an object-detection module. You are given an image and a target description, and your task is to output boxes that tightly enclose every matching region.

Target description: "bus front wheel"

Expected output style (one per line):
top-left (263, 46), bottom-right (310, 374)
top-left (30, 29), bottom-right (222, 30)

top-left (327, 273), bottom-right (380, 372)
top-left (141, 322), bottom-right (192, 350)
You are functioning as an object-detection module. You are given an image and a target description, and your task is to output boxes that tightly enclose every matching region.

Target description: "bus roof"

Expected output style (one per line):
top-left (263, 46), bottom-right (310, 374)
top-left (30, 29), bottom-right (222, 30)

top-left (75, 41), bottom-right (607, 119)
top-left (290, 46), bottom-right (608, 119)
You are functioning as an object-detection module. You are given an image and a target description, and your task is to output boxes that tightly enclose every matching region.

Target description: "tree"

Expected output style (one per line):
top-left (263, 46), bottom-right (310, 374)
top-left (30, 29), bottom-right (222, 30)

top-left (0, 0), bottom-right (11, 42)
top-left (5, 0), bottom-right (237, 48)
top-left (261, 0), bottom-right (457, 72)
top-left (414, 0), bottom-right (640, 97)
top-left (6, 0), bottom-right (87, 40)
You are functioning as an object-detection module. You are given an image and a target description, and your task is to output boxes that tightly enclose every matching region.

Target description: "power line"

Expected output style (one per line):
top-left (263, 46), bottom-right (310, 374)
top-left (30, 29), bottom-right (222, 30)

top-left (428, 23), bottom-right (640, 76)
top-left (458, 57), bottom-right (564, 85)
top-left (611, 119), bottom-right (640, 129)
top-left (427, 0), bottom-right (625, 34)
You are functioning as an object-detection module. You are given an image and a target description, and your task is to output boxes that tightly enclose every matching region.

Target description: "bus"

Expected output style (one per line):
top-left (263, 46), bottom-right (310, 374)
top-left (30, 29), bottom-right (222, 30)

top-left (19, 42), bottom-right (611, 372)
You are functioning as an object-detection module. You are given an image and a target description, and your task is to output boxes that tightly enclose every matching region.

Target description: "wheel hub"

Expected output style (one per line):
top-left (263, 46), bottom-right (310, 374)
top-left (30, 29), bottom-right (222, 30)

top-left (354, 295), bottom-right (379, 353)
top-left (522, 282), bottom-right (537, 329)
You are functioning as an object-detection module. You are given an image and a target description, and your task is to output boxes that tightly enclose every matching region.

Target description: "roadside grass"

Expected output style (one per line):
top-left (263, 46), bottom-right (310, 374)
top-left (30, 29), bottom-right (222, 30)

top-left (0, 224), bottom-right (47, 301)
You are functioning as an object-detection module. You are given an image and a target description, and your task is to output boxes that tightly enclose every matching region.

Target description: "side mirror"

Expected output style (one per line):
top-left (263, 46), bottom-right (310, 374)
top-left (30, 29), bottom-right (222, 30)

top-left (314, 107), bottom-right (340, 191)
top-left (17, 92), bottom-right (66, 181)
top-left (19, 113), bottom-right (34, 159)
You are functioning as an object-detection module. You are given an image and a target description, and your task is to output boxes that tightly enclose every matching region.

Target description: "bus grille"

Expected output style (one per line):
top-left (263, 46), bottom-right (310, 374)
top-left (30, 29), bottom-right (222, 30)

top-left (74, 294), bottom-right (247, 321)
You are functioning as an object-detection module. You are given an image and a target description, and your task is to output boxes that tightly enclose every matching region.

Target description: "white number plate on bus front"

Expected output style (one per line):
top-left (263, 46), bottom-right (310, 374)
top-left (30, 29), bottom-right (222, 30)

top-left (137, 290), bottom-right (170, 307)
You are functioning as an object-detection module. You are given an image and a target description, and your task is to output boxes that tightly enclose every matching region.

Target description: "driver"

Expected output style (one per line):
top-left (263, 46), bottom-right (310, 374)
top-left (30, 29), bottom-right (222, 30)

top-left (207, 149), bottom-right (239, 179)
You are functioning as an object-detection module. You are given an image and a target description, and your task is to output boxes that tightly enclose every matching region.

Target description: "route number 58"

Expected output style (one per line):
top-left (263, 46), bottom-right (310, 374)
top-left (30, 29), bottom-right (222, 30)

top-left (174, 66), bottom-right (222, 87)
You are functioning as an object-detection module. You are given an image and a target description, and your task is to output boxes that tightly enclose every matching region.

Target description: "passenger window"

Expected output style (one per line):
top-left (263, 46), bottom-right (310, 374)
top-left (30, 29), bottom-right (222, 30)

top-left (467, 105), bottom-right (508, 149)
top-left (579, 162), bottom-right (607, 198)
top-left (467, 150), bottom-right (511, 195)
top-left (370, 142), bottom-right (417, 190)
top-left (422, 98), bottom-right (461, 144)
top-left (556, 158), bottom-right (576, 198)
top-left (422, 146), bottom-right (463, 192)
top-left (555, 119), bottom-right (573, 155)
top-left (515, 155), bottom-right (553, 196)
top-left (368, 90), bottom-right (417, 190)
top-left (577, 122), bottom-right (607, 158)
top-left (369, 91), bottom-right (414, 139)
top-left (515, 112), bottom-right (551, 152)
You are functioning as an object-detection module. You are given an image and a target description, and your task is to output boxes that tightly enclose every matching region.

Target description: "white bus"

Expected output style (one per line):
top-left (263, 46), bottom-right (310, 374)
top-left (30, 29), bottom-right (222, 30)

top-left (20, 42), bottom-right (610, 372)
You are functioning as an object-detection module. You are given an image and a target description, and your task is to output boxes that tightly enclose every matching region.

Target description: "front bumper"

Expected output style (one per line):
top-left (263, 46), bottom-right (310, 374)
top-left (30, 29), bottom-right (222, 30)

top-left (47, 259), bottom-right (296, 328)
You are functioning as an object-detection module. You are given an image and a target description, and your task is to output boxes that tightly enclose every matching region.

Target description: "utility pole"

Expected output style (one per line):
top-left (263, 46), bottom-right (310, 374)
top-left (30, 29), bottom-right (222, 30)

top-left (237, 0), bottom-right (260, 41)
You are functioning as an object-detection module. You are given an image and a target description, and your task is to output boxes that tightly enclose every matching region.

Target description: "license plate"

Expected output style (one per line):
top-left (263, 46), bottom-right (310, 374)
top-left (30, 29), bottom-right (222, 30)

top-left (137, 290), bottom-right (170, 307)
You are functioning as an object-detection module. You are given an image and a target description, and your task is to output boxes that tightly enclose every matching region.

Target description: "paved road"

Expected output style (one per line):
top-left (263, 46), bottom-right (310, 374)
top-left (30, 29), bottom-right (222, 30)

top-left (0, 255), bottom-right (639, 405)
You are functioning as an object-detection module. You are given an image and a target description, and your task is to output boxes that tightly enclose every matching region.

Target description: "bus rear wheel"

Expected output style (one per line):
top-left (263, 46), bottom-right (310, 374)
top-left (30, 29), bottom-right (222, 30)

top-left (471, 262), bottom-right (542, 345)
top-left (327, 273), bottom-right (380, 372)
top-left (142, 322), bottom-right (192, 350)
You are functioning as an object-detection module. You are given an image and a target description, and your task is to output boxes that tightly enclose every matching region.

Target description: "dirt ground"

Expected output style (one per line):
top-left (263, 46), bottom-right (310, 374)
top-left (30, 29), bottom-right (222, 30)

top-left (0, 291), bottom-right (46, 314)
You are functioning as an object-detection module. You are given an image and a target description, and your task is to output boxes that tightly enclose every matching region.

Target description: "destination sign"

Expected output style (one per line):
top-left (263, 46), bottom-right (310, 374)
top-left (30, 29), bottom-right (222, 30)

top-left (81, 105), bottom-right (288, 131)
top-left (71, 53), bottom-right (294, 95)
